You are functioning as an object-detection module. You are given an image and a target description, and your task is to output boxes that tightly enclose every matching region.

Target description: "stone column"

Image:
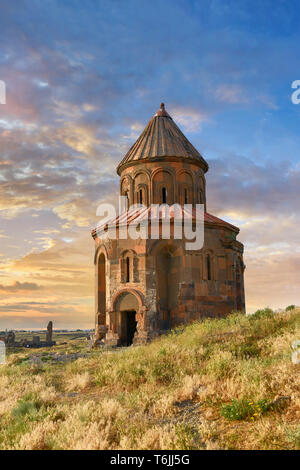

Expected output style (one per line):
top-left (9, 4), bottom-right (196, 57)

top-left (104, 311), bottom-right (119, 346)
top-left (133, 306), bottom-right (154, 344)
top-left (46, 321), bottom-right (53, 343)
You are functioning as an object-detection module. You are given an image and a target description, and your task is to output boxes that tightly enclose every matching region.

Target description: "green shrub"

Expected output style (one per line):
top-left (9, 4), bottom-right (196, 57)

top-left (41, 355), bottom-right (52, 362)
top-left (251, 308), bottom-right (274, 320)
top-left (131, 366), bottom-right (146, 381)
top-left (151, 358), bottom-right (175, 384)
top-left (220, 398), bottom-right (273, 421)
top-left (232, 341), bottom-right (261, 359)
top-left (12, 399), bottom-right (41, 419)
top-left (172, 424), bottom-right (198, 450)
top-left (286, 305), bottom-right (296, 312)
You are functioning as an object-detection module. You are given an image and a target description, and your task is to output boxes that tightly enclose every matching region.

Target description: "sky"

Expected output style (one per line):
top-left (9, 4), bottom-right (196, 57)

top-left (0, 0), bottom-right (300, 329)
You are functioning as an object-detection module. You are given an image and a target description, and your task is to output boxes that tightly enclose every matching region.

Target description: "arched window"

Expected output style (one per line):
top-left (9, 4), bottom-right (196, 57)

top-left (126, 257), bottom-right (130, 283)
top-left (162, 187), bottom-right (167, 204)
top-left (199, 190), bottom-right (203, 204)
top-left (184, 188), bottom-right (188, 204)
top-left (206, 254), bottom-right (211, 281)
top-left (121, 250), bottom-right (139, 283)
top-left (138, 189), bottom-right (143, 204)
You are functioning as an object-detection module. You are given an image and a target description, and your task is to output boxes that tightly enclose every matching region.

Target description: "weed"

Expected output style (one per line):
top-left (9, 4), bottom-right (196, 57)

top-left (220, 398), bottom-right (273, 421)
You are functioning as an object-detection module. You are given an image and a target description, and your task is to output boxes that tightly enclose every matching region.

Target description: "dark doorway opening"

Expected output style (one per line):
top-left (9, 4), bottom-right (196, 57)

top-left (120, 311), bottom-right (137, 346)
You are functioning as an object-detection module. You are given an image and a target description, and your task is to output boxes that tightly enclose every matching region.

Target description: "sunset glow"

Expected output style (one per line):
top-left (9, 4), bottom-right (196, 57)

top-left (1, 1), bottom-right (300, 329)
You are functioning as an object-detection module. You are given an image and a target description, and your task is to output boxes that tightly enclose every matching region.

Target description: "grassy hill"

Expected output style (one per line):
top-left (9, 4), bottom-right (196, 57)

top-left (0, 308), bottom-right (299, 450)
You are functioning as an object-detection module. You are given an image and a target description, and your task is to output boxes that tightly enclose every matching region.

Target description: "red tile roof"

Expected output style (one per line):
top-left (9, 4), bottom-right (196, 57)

top-left (91, 206), bottom-right (239, 238)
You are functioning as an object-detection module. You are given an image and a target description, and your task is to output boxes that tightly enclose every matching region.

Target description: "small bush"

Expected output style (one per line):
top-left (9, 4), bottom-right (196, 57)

top-left (232, 341), bottom-right (261, 359)
top-left (220, 398), bottom-right (273, 421)
top-left (116, 364), bottom-right (147, 386)
top-left (12, 399), bottom-right (41, 419)
top-left (151, 358), bottom-right (175, 385)
top-left (208, 351), bottom-right (233, 379)
top-left (251, 308), bottom-right (274, 320)
top-left (286, 305), bottom-right (296, 312)
top-left (172, 424), bottom-right (198, 450)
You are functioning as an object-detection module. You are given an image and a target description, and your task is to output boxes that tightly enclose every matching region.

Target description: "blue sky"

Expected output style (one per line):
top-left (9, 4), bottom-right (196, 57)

top-left (0, 0), bottom-right (300, 328)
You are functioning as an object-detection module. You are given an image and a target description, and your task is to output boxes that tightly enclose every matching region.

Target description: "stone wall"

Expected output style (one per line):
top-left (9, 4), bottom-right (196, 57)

top-left (93, 218), bottom-right (245, 346)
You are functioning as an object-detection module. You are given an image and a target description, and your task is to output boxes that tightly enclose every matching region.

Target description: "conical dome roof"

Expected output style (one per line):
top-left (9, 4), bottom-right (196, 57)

top-left (117, 103), bottom-right (208, 175)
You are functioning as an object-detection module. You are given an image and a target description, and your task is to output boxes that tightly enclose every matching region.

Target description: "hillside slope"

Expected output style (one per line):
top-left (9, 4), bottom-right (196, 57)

top-left (0, 308), bottom-right (299, 450)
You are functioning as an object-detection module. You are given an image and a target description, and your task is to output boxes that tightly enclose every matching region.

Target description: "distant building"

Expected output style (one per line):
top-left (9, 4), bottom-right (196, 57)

top-left (92, 103), bottom-right (245, 346)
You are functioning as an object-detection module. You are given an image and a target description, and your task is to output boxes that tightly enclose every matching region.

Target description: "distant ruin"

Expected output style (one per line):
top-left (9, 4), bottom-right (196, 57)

top-left (0, 321), bottom-right (56, 348)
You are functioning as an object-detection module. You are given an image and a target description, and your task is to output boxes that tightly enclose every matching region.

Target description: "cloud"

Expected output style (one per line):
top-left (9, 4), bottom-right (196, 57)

top-left (0, 233), bottom-right (95, 328)
top-left (0, 281), bottom-right (42, 292)
top-left (53, 200), bottom-right (96, 228)
top-left (0, 0), bottom-right (299, 327)
top-left (214, 84), bottom-right (248, 104)
top-left (172, 107), bottom-right (211, 132)
top-left (206, 155), bottom-right (300, 217)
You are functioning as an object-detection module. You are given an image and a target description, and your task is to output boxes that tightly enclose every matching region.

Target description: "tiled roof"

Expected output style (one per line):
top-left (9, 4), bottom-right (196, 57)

top-left (117, 103), bottom-right (208, 174)
top-left (91, 206), bottom-right (239, 238)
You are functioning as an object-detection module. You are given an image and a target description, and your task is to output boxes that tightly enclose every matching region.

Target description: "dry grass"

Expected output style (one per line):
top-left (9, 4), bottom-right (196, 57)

top-left (0, 308), bottom-right (299, 450)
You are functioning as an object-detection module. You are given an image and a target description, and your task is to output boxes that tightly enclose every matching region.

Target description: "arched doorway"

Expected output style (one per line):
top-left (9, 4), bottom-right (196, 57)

top-left (156, 244), bottom-right (181, 329)
top-left (114, 292), bottom-right (139, 346)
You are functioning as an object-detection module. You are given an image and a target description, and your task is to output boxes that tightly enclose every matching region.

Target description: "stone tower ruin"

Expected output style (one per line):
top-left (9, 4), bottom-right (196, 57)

top-left (91, 103), bottom-right (245, 346)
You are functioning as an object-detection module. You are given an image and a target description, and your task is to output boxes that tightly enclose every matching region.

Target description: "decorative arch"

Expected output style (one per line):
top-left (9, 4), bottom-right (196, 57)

top-left (135, 183), bottom-right (148, 205)
top-left (203, 249), bottom-right (216, 281)
top-left (107, 288), bottom-right (147, 346)
top-left (195, 170), bottom-right (206, 206)
top-left (111, 288), bottom-right (145, 313)
top-left (176, 168), bottom-right (195, 185)
top-left (176, 168), bottom-right (195, 205)
top-left (94, 247), bottom-right (108, 340)
top-left (151, 167), bottom-right (176, 204)
top-left (120, 249), bottom-right (139, 283)
top-left (148, 238), bottom-right (185, 257)
top-left (150, 166), bottom-right (176, 179)
top-left (154, 241), bottom-right (183, 329)
top-left (94, 243), bottom-right (109, 265)
top-left (133, 169), bottom-right (150, 206)
top-left (97, 253), bottom-right (106, 314)
top-left (120, 174), bottom-right (133, 207)
top-left (133, 168), bottom-right (151, 182)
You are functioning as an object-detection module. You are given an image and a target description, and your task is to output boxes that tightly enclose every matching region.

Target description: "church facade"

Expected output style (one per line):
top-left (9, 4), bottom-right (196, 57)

top-left (91, 103), bottom-right (245, 346)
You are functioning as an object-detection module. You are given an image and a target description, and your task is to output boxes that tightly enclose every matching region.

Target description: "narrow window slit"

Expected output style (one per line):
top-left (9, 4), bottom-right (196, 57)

top-left (126, 257), bottom-right (130, 282)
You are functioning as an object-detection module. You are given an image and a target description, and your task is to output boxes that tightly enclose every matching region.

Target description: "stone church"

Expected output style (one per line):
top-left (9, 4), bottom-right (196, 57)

top-left (91, 103), bottom-right (245, 346)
